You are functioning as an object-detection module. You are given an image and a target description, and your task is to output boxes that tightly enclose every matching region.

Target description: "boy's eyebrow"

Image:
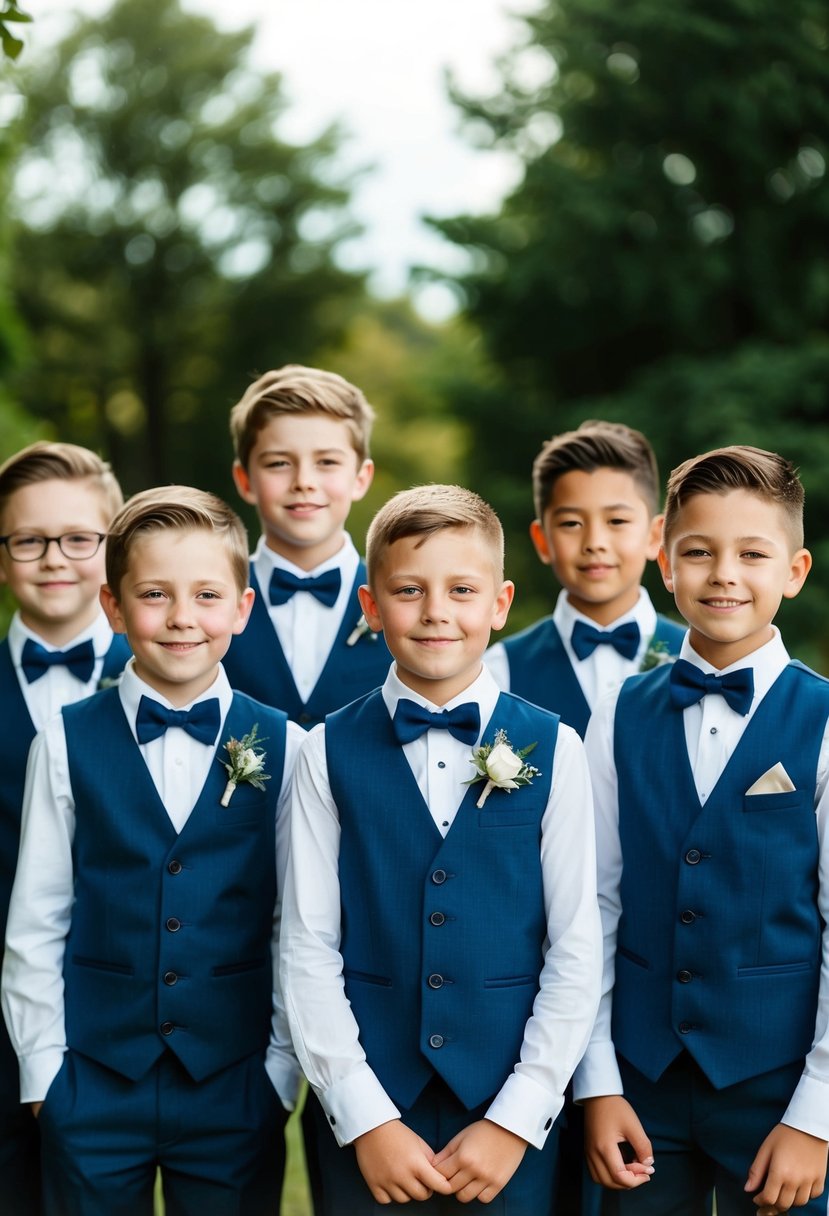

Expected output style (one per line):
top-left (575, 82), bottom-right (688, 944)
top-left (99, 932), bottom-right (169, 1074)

top-left (675, 533), bottom-right (776, 546)
top-left (256, 445), bottom-right (349, 457)
top-left (551, 501), bottom-right (637, 515)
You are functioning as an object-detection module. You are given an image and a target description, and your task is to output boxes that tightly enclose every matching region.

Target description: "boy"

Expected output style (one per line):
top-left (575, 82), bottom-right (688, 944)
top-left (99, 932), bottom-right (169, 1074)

top-left (487, 421), bottom-right (685, 738)
top-left (2, 487), bottom-right (304, 1216)
top-left (281, 484), bottom-right (602, 1215)
top-left (576, 446), bottom-right (829, 1214)
top-left (224, 364), bottom-right (391, 729)
top-left (0, 440), bottom-right (130, 1216)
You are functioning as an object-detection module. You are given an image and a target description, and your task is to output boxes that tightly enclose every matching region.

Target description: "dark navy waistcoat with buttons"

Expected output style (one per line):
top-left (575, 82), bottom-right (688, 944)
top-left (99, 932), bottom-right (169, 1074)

top-left (61, 687), bottom-right (286, 1083)
top-left (612, 660), bottom-right (829, 1090)
top-left (222, 561), bottom-right (391, 730)
top-left (503, 615), bottom-right (685, 738)
top-left (326, 688), bottom-right (558, 1112)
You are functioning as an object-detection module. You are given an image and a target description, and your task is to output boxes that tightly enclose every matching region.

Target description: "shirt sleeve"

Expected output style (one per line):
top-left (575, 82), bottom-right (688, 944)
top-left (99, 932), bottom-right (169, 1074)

top-left (279, 726), bottom-right (399, 1146)
top-left (1, 718), bottom-right (75, 1102)
top-left (572, 688), bottom-right (626, 1102)
top-left (780, 714), bottom-right (829, 1140)
top-left (266, 719), bottom-right (305, 1109)
top-left (483, 641), bottom-right (510, 691)
top-left (485, 723), bottom-right (603, 1147)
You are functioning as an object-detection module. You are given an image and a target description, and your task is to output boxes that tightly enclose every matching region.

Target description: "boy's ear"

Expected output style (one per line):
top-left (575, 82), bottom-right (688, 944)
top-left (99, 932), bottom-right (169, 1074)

top-left (231, 586), bottom-right (256, 634)
top-left (529, 519), bottom-right (552, 565)
top-left (783, 547), bottom-right (812, 600)
top-left (646, 513), bottom-right (665, 561)
top-left (490, 580), bottom-right (515, 633)
top-left (357, 582), bottom-right (382, 634)
top-left (99, 584), bottom-right (126, 634)
top-left (350, 458), bottom-right (374, 504)
top-left (656, 545), bottom-right (673, 593)
top-left (232, 460), bottom-right (256, 506)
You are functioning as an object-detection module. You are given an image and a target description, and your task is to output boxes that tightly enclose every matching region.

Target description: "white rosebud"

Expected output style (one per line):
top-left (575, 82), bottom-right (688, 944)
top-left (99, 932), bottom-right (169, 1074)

top-left (485, 742), bottom-right (523, 785)
top-left (238, 748), bottom-right (261, 777)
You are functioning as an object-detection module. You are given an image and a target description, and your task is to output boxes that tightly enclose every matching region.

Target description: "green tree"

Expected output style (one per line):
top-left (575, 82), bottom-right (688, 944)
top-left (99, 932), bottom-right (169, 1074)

top-left (8, 0), bottom-right (365, 497)
top-left (431, 0), bottom-right (829, 653)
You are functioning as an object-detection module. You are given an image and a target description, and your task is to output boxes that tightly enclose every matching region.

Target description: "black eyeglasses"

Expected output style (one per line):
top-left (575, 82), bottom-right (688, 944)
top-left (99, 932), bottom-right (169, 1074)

top-left (0, 532), bottom-right (106, 562)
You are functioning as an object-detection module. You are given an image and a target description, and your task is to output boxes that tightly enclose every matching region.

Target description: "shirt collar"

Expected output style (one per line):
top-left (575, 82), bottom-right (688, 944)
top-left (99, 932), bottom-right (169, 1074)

top-left (381, 662), bottom-right (500, 745)
top-left (553, 585), bottom-right (657, 640)
top-left (117, 656), bottom-right (234, 739)
top-left (679, 626), bottom-right (789, 704)
top-left (9, 609), bottom-right (115, 668)
top-left (252, 532), bottom-right (359, 580)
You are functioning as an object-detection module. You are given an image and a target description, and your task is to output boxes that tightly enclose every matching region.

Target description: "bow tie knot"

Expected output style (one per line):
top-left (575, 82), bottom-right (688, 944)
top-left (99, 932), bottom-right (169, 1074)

top-left (570, 619), bottom-right (641, 662)
top-left (135, 695), bottom-right (221, 746)
top-left (392, 699), bottom-right (481, 746)
top-left (669, 659), bottom-right (754, 716)
top-left (269, 567), bottom-right (341, 608)
top-left (21, 638), bottom-right (96, 685)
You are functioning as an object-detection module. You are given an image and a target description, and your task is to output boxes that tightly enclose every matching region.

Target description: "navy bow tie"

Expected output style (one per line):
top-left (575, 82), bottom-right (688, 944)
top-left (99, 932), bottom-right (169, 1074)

top-left (269, 566), bottom-right (341, 608)
top-left (392, 699), bottom-right (481, 746)
top-left (135, 695), bottom-right (221, 746)
top-left (21, 638), bottom-right (96, 685)
top-left (571, 619), bottom-right (641, 662)
top-left (669, 659), bottom-right (755, 717)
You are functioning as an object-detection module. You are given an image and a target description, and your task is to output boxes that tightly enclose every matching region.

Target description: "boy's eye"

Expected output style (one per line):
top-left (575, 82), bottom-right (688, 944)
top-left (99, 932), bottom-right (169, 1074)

top-left (197, 590), bottom-right (220, 600)
top-left (393, 586), bottom-right (421, 597)
top-left (557, 519), bottom-right (581, 530)
top-left (141, 589), bottom-right (166, 600)
top-left (452, 585), bottom-right (475, 596)
top-left (608, 517), bottom-right (632, 527)
top-left (742, 550), bottom-right (768, 560)
top-left (681, 548), bottom-right (710, 559)
top-left (264, 460), bottom-right (290, 469)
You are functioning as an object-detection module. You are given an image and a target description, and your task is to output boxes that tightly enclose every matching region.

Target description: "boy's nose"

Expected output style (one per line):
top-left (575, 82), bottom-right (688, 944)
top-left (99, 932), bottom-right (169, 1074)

top-left (292, 462), bottom-right (317, 490)
top-left (166, 602), bottom-right (194, 628)
top-left (582, 526), bottom-right (607, 552)
top-left (421, 595), bottom-right (450, 622)
top-left (40, 539), bottom-right (68, 567)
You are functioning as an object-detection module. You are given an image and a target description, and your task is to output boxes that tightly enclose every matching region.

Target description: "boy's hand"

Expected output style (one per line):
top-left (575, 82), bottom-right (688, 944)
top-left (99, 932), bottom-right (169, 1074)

top-left (433, 1118), bottom-right (528, 1203)
top-left (584, 1095), bottom-right (655, 1189)
top-left (30, 1102), bottom-right (42, 1119)
top-left (746, 1123), bottom-right (828, 1214)
top-left (354, 1119), bottom-right (454, 1204)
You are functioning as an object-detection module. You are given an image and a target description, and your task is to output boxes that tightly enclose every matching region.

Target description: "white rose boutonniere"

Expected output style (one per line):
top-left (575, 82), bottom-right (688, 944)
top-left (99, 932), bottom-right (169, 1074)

top-left (466, 728), bottom-right (540, 809)
top-left (346, 614), bottom-right (379, 647)
top-left (639, 640), bottom-right (675, 672)
top-left (220, 724), bottom-right (269, 807)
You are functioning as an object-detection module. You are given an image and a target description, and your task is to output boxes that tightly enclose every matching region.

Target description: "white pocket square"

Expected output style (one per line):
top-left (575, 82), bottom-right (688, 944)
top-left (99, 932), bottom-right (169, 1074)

top-left (746, 762), bottom-right (796, 795)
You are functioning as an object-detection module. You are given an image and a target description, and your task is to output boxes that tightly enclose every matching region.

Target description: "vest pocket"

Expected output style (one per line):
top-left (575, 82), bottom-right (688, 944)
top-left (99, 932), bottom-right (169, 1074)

top-left (343, 968), bottom-right (393, 987)
top-left (71, 954), bottom-right (134, 976)
top-left (483, 974), bottom-right (536, 989)
top-left (212, 958), bottom-right (268, 977)
top-left (737, 960), bottom-right (813, 977)
top-left (617, 945), bottom-right (650, 969)
top-left (478, 810), bottom-right (538, 827)
top-left (742, 790), bottom-right (808, 813)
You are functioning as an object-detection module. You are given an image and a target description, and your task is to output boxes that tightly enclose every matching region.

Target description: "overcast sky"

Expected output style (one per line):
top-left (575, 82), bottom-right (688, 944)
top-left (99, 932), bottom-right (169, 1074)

top-left (25, 0), bottom-right (539, 317)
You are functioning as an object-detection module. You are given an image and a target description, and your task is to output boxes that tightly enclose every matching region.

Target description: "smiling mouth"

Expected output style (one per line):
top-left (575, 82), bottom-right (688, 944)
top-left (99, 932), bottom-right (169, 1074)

top-left (286, 503), bottom-right (324, 513)
top-left (414, 637), bottom-right (457, 646)
top-left (158, 641), bottom-right (203, 652)
top-left (700, 599), bottom-right (746, 609)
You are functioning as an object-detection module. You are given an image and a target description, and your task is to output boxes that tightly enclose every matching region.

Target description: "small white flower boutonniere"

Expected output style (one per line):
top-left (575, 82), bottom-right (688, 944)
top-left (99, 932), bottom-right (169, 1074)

top-left (220, 724), bottom-right (269, 807)
top-left (639, 640), bottom-right (675, 672)
top-left (465, 728), bottom-right (541, 809)
top-left (346, 614), bottom-right (378, 647)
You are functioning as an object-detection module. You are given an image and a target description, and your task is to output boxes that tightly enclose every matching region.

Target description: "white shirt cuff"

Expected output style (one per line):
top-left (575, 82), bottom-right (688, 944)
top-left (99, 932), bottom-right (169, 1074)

top-left (265, 1045), bottom-right (303, 1112)
top-left (317, 1063), bottom-right (401, 1147)
top-left (484, 1071), bottom-right (563, 1150)
top-left (19, 1047), bottom-right (66, 1105)
top-left (782, 1071), bottom-right (829, 1141)
top-left (572, 1042), bottom-right (623, 1103)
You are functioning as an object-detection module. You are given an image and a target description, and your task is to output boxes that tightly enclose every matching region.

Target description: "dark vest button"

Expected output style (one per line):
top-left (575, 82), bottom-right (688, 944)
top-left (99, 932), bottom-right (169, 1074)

top-left (163, 971), bottom-right (178, 986)
top-left (685, 848), bottom-right (702, 865)
top-left (678, 1021), bottom-right (693, 1034)
top-left (166, 917), bottom-right (181, 932)
top-left (427, 974), bottom-right (444, 989)
top-left (429, 912), bottom-right (446, 927)
top-left (168, 860), bottom-right (182, 875)
top-left (432, 869), bottom-right (447, 885)
top-left (429, 1034), bottom-right (444, 1049)
top-left (677, 970), bottom-right (693, 984)
top-left (298, 712), bottom-right (313, 725)
top-left (160, 1021), bottom-right (174, 1035)
top-left (680, 909), bottom-right (696, 924)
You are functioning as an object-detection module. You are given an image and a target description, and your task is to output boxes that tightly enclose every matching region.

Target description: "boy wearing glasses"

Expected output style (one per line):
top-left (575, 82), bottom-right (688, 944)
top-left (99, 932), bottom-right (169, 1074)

top-left (0, 441), bottom-right (129, 1216)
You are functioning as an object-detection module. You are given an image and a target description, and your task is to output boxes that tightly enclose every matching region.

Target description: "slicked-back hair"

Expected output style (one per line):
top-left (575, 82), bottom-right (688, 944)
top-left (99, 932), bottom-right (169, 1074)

top-left (0, 441), bottom-right (123, 523)
top-left (532, 420), bottom-right (660, 519)
top-left (663, 445), bottom-right (804, 550)
top-left (106, 486), bottom-right (250, 597)
top-left (366, 484), bottom-right (504, 584)
top-left (230, 364), bottom-right (375, 469)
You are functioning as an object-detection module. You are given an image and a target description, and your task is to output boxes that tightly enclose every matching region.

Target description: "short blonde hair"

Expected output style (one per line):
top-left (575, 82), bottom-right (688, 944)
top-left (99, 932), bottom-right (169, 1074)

top-left (230, 364), bottom-right (375, 469)
top-left (366, 484), bottom-right (504, 584)
top-left (664, 445), bottom-right (804, 550)
top-left (106, 487), bottom-right (250, 597)
top-left (0, 441), bottom-right (123, 523)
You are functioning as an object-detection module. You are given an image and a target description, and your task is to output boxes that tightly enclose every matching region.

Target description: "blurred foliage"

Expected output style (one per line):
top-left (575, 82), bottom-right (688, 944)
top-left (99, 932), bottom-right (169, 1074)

top-left (0, 0), bottom-right (31, 61)
top-left (429, 0), bottom-right (829, 662)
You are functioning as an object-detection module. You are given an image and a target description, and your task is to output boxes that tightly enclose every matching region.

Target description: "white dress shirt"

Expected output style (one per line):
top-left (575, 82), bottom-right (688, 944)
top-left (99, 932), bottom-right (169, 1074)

top-left (9, 610), bottom-right (120, 730)
top-left (486, 588), bottom-right (669, 709)
top-left (280, 663), bottom-right (603, 1149)
top-left (1, 660), bottom-right (305, 1108)
top-left (251, 533), bottom-right (361, 701)
top-left (574, 629), bottom-right (829, 1141)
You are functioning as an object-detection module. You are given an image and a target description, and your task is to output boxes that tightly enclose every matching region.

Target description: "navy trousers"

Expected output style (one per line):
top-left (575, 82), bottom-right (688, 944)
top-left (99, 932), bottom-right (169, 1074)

top-left (599, 1054), bottom-right (826, 1216)
top-left (38, 1049), bottom-right (286, 1216)
top-left (311, 1075), bottom-right (560, 1216)
top-left (0, 1019), bottom-right (40, 1215)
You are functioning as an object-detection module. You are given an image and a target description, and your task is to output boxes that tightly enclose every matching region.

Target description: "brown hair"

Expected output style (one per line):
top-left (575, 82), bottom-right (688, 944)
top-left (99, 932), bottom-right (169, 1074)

top-left (366, 484), bottom-right (504, 583)
top-left (663, 445), bottom-right (804, 549)
top-left (106, 486), bottom-right (250, 596)
top-left (0, 441), bottom-right (123, 523)
top-left (532, 420), bottom-right (660, 518)
top-left (230, 364), bottom-right (375, 469)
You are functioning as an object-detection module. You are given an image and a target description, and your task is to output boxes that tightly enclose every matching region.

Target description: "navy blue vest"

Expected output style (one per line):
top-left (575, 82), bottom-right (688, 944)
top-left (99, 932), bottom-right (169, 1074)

top-left (612, 661), bottom-right (828, 1089)
top-left (503, 614), bottom-right (685, 738)
top-left (61, 688), bottom-right (287, 1082)
top-left (326, 689), bottom-right (558, 1111)
top-left (222, 561), bottom-right (391, 729)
